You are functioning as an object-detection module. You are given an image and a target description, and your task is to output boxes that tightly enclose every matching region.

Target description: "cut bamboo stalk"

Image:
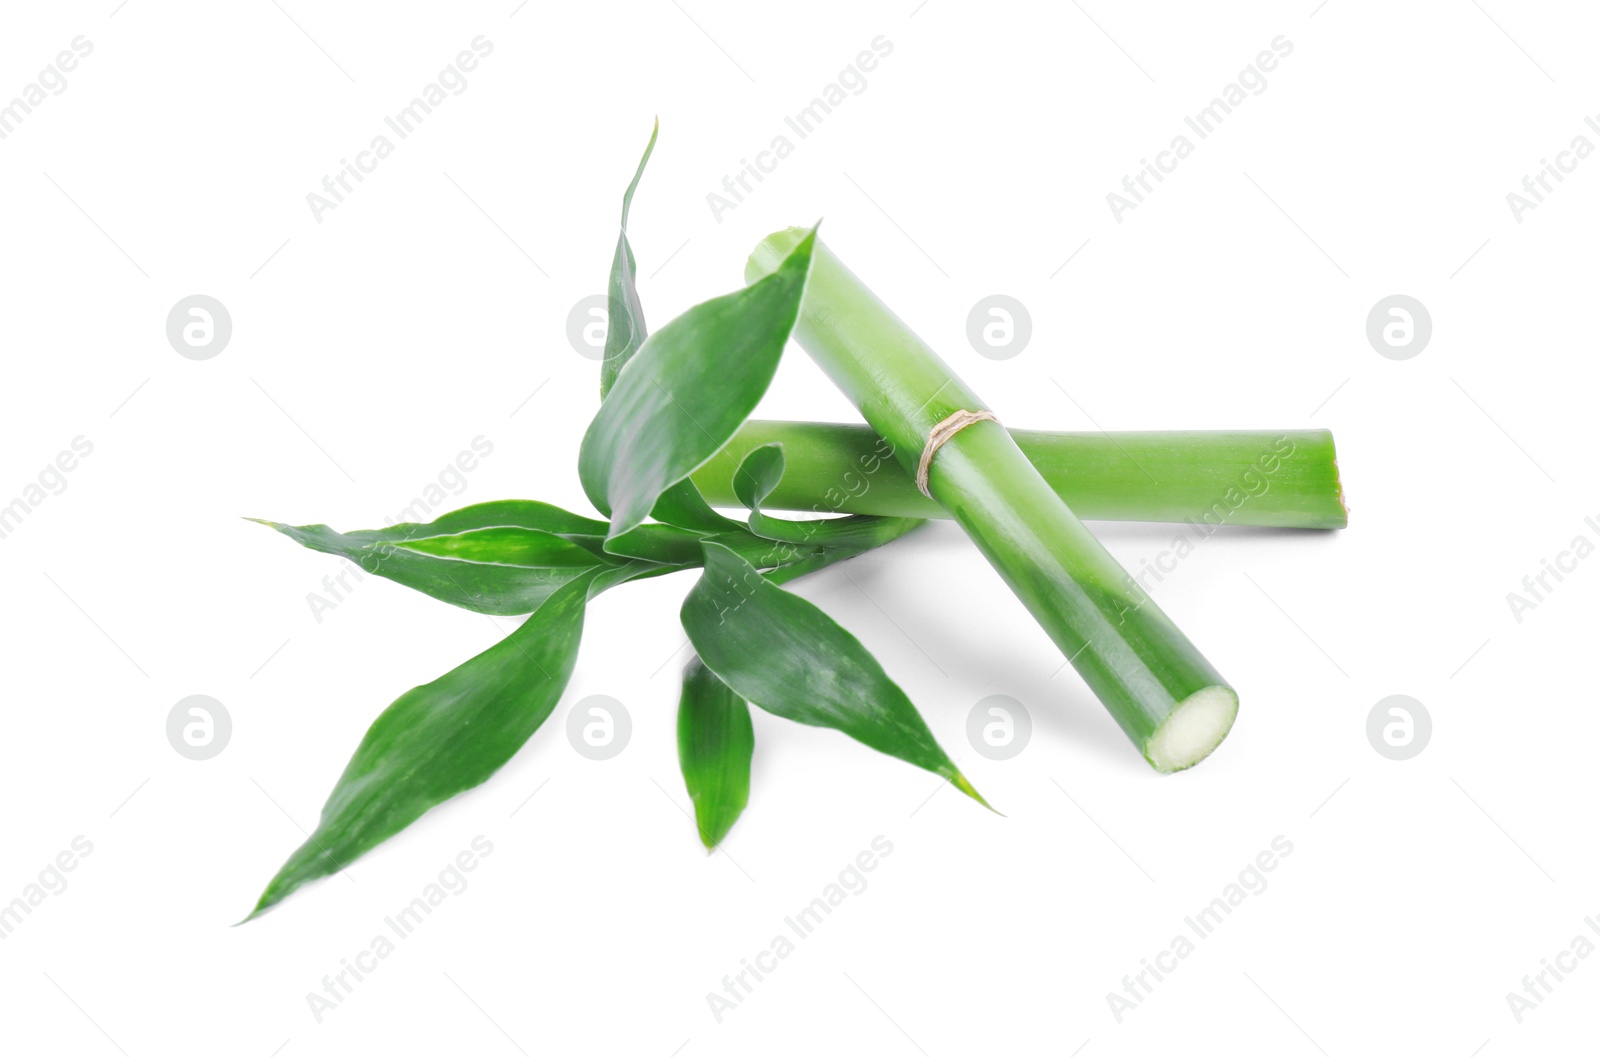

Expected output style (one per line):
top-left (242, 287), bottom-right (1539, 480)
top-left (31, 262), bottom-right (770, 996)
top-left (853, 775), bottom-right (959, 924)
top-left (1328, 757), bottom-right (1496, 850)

top-left (746, 231), bottom-right (1241, 772)
top-left (696, 421), bottom-right (1346, 528)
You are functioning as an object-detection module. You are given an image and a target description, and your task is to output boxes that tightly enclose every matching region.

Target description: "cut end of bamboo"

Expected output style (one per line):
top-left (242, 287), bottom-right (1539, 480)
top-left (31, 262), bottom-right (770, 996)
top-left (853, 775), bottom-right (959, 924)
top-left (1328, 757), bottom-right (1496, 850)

top-left (1332, 455), bottom-right (1351, 528)
top-left (1321, 427), bottom-right (1350, 529)
top-left (1144, 686), bottom-right (1238, 774)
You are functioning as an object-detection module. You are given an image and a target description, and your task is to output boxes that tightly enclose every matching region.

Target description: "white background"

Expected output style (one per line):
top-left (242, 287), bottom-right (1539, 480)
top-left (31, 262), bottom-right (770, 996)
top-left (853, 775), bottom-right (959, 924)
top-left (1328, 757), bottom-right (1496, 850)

top-left (2, 1), bottom-right (1595, 1053)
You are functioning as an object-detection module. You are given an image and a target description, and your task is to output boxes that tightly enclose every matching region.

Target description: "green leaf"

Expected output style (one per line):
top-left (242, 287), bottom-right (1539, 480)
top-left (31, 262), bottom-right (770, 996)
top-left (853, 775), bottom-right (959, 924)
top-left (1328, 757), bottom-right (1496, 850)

top-left (604, 515), bottom-right (904, 581)
top-left (394, 526), bottom-right (606, 568)
top-left (600, 118), bottom-right (658, 399)
top-left (649, 479), bottom-right (747, 535)
top-left (676, 655), bottom-right (754, 848)
top-left (731, 442), bottom-right (922, 552)
top-left (246, 570), bottom-right (602, 920)
top-left (593, 120), bottom-right (749, 543)
top-left (378, 499), bottom-right (611, 539)
top-left (578, 226), bottom-right (819, 539)
top-left (250, 501), bottom-right (618, 616)
top-left (681, 541), bottom-right (987, 807)
top-left (602, 522), bottom-right (709, 566)
top-left (730, 441), bottom-right (786, 512)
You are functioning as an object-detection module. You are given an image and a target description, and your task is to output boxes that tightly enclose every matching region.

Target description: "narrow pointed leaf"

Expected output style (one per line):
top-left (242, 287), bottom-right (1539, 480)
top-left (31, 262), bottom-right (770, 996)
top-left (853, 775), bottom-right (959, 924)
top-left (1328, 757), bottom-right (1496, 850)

top-left (247, 571), bottom-right (600, 920)
top-left (394, 526), bottom-right (607, 568)
top-left (681, 541), bottom-right (986, 806)
top-left (677, 655), bottom-right (754, 848)
top-left (251, 501), bottom-right (617, 615)
top-left (578, 226), bottom-right (818, 539)
top-left (594, 121), bottom-right (754, 542)
top-left (327, 499), bottom-right (610, 539)
top-left (600, 119), bottom-right (658, 399)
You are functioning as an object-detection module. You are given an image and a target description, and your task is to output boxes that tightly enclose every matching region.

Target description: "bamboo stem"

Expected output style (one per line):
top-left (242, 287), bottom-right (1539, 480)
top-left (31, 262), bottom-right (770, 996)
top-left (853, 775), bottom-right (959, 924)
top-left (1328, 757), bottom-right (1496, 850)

top-left (746, 232), bottom-right (1243, 772)
top-left (696, 421), bottom-right (1346, 529)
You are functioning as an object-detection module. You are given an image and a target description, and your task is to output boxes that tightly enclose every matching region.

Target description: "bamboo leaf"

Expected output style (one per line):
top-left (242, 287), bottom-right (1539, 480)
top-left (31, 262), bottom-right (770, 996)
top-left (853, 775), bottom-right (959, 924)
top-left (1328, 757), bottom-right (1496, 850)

top-left (595, 122), bottom-right (754, 540)
top-left (676, 655), bottom-right (754, 848)
top-left (731, 442), bottom-right (922, 551)
top-left (246, 570), bottom-right (606, 920)
top-left (602, 522), bottom-right (709, 566)
top-left (394, 526), bottom-right (606, 568)
top-left (606, 514), bottom-right (909, 580)
top-left (578, 226), bottom-right (818, 539)
top-left (721, 443), bottom-right (926, 580)
top-left (251, 500), bottom-right (618, 616)
top-left (681, 541), bottom-right (987, 807)
top-left (348, 499), bottom-right (610, 538)
top-left (600, 118), bottom-right (658, 399)
top-left (649, 479), bottom-right (747, 535)
top-left (730, 441), bottom-right (786, 512)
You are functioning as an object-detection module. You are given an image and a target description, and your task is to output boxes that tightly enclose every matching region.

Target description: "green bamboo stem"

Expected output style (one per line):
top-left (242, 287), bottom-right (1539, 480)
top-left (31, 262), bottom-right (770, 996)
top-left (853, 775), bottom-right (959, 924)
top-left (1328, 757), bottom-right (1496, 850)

top-left (746, 231), bottom-right (1241, 773)
top-left (695, 421), bottom-right (1346, 529)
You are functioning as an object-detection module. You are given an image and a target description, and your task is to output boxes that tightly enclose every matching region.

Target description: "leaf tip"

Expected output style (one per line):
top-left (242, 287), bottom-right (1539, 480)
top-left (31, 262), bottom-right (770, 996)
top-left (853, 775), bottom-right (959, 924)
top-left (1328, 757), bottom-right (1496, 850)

top-left (234, 895), bottom-right (274, 926)
top-left (604, 509), bottom-right (646, 546)
top-left (697, 816), bottom-right (739, 851)
top-left (952, 772), bottom-right (999, 815)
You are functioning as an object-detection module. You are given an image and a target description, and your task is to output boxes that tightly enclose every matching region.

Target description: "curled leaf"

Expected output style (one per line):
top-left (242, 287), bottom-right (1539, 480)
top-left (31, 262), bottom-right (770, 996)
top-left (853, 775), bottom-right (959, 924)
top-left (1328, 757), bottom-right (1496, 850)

top-left (731, 442), bottom-right (922, 552)
top-left (600, 118), bottom-right (659, 399)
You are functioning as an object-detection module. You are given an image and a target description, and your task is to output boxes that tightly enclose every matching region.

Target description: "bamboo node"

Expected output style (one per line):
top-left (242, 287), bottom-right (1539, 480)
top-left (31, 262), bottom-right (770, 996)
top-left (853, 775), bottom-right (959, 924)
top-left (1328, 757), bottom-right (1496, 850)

top-left (915, 409), bottom-right (998, 498)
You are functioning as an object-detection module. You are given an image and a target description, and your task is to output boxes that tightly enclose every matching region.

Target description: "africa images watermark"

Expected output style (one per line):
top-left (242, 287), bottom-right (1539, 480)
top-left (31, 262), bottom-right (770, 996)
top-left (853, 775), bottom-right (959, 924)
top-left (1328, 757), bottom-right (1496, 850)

top-left (0, 836), bottom-right (94, 942)
top-left (306, 835), bottom-right (494, 1023)
top-left (1120, 435), bottom-right (1300, 606)
top-left (705, 835), bottom-right (895, 1023)
top-left (305, 36), bottom-right (495, 223)
top-left (0, 35), bottom-right (94, 142)
top-left (1504, 913), bottom-right (1600, 1024)
top-left (306, 435), bottom-right (495, 623)
top-left (1106, 35), bottom-right (1294, 222)
top-left (702, 423), bottom-right (898, 626)
top-left (1106, 835), bottom-right (1294, 1023)
top-left (1504, 112), bottom-right (1600, 223)
top-left (1504, 513), bottom-right (1599, 624)
top-left (706, 35), bottom-right (895, 222)
top-left (0, 435), bottom-right (94, 543)
top-left (385, 435), bottom-right (495, 527)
